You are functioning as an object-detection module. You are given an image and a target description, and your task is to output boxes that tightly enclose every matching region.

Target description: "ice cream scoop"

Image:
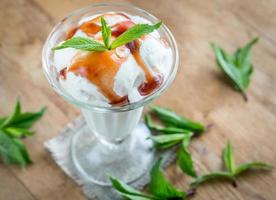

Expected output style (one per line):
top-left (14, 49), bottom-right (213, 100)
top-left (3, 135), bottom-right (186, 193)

top-left (53, 12), bottom-right (172, 106)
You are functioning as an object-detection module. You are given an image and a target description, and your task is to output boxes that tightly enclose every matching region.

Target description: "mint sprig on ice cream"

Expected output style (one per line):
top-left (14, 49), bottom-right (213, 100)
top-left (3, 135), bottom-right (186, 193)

top-left (52, 17), bottom-right (162, 51)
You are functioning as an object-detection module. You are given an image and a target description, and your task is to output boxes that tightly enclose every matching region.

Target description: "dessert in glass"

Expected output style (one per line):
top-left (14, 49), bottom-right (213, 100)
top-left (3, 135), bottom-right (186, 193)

top-left (42, 3), bottom-right (179, 185)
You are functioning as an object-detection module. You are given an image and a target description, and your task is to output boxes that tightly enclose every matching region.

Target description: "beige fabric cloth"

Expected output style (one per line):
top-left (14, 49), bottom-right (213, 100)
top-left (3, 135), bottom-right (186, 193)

top-left (45, 116), bottom-right (176, 200)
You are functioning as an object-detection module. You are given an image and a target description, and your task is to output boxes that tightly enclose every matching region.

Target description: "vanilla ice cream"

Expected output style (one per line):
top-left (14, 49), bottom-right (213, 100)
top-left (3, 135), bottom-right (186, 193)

top-left (54, 12), bottom-right (172, 107)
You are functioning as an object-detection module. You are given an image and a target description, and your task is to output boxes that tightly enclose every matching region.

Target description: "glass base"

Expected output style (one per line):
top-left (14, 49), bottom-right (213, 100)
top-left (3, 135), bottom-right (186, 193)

top-left (71, 122), bottom-right (154, 186)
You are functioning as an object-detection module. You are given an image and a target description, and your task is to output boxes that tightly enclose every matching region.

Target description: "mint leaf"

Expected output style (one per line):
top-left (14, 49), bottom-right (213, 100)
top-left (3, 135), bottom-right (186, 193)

top-left (144, 114), bottom-right (192, 135)
top-left (110, 176), bottom-right (156, 200)
top-left (101, 17), bottom-right (111, 49)
top-left (0, 130), bottom-right (32, 166)
top-left (235, 162), bottom-right (273, 176)
top-left (4, 128), bottom-right (33, 138)
top-left (5, 107), bottom-right (46, 129)
top-left (0, 117), bottom-right (5, 126)
top-left (150, 105), bottom-right (205, 133)
top-left (191, 140), bottom-right (273, 188)
top-left (0, 98), bottom-right (21, 129)
top-left (190, 171), bottom-right (235, 188)
top-left (10, 108), bottom-right (46, 129)
top-left (149, 133), bottom-right (192, 149)
top-left (53, 21), bottom-right (161, 52)
top-left (110, 22), bottom-right (162, 49)
top-left (177, 138), bottom-right (197, 178)
top-left (223, 140), bottom-right (236, 174)
top-left (52, 37), bottom-right (107, 51)
top-left (149, 159), bottom-right (185, 199)
top-left (0, 99), bottom-right (45, 166)
top-left (0, 99), bottom-right (46, 130)
top-left (211, 38), bottom-right (258, 101)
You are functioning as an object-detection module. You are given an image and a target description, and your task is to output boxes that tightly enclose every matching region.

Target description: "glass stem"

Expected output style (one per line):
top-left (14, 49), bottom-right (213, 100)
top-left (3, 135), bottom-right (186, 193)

top-left (81, 107), bottom-right (144, 146)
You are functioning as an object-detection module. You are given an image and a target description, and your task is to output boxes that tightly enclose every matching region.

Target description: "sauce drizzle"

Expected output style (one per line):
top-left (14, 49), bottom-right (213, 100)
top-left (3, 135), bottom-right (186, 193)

top-left (68, 50), bottom-right (128, 104)
top-left (126, 40), bottom-right (163, 96)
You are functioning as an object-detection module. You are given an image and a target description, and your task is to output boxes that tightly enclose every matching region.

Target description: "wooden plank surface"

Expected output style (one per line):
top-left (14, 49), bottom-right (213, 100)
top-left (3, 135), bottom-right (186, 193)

top-left (0, 0), bottom-right (276, 199)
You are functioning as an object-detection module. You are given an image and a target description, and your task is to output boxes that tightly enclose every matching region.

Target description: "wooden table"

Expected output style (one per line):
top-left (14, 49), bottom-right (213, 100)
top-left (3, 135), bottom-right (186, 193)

top-left (1, 0), bottom-right (276, 199)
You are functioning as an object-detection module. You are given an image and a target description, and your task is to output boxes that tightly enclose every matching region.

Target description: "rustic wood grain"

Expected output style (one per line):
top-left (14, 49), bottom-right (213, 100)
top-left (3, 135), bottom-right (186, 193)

top-left (0, 164), bottom-right (35, 200)
top-left (0, 0), bottom-right (276, 199)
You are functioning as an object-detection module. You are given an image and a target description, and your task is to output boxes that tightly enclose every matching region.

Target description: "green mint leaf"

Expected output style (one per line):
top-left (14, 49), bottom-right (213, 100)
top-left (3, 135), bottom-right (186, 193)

top-left (149, 133), bottom-right (192, 149)
top-left (0, 99), bottom-right (45, 166)
top-left (52, 37), bottom-right (107, 51)
top-left (223, 140), bottom-right (236, 174)
top-left (235, 162), bottom-right (273, 176)
top-left (109, 176), bottom-right (156, 200)
top-left (118, 195), bottom-right (155, 200)
top-left (149, 159), bottom-right (185, 199)
top-left (190, 140), bottom-right (272, 189)
top-left (110, 22), bottom-right (162, 49)
top-left (154, 140), bottom-right (181, 150)
top-left (177, 139), bottom-right (197, 178)
top-left (150, 105), bottom-right (205, 133)
top-left (1, 107), bottom-right (46, 130)
top-left (101, 17), bottom-right (111, 49)
top-left (3, 128), bottom-right (33, 138)
top-left (0, 117), bottom-right (5, 127)
top-left (0, 130), bottom-right (32, 166)
top-left (0, 98), bottom-right (21, 129)
top-left (7, 107), bottom-right (46, 129)
top-left (235, 38), bottom-right (258, 77)
top-left (211, 38), bottom-right (258, 101)
top-left (144, 114), bottom-right (192, 135)
top-left (190, 171), bottom-right (235, 188)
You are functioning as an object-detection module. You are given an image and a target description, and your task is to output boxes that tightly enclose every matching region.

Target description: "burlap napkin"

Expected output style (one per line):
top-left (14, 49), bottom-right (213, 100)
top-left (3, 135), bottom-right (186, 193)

top-left (45, 116), bottom-right (177, 200)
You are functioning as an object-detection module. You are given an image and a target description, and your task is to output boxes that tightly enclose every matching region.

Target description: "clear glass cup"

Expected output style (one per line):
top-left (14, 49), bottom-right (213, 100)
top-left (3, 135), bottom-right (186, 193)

top-left (42, 3), bottom-right (179, 185)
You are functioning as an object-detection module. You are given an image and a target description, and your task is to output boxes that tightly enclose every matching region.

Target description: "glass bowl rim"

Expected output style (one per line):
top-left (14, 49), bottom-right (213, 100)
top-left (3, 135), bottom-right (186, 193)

top-left (42, 2), bottom-right (179, 113)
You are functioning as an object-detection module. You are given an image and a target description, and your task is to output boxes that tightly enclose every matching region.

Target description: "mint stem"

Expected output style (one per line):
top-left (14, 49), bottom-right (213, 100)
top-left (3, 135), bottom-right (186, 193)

top-left (232, 180), bottom-right (238, 188)
top-left (187, 188), bottom-right (197, 197)
top-left (241, 91), bottom-right (248, 102)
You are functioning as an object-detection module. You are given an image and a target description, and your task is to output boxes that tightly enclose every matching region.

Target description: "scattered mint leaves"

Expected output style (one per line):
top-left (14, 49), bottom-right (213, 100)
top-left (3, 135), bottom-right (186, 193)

top-left (177, 138), bottom-right (197, 178)
top-left (110, 159), bottom-right (186, 200)
top-left (144, 114), bottom-right (192, 135)
top-left (191, 172), bottom-right (235, 188)
top-left (145, 105), bottom-right (202, 178)
top-left (109, 176), bottom-right (156, 200)
top-left (0, 99), bottom-right (45, 166)
top-left (149, 159), bottom-right (186, 199)
top-left (191, 140), bottom-right (272, 188)
top-left (150, 105), bottom-right (205, 134)
top-left (52, 20), bottom-right (162, 52)
top-left (234, 162), bottom-right (272, 176)
top-left (0, 99), bottom-right (46, 137)
top-left (223, 141), bottom-right (236, 174)
top-left (211, 38), bottom-right (258, 101)
top-left (149, 133), bottom-right (193, 149)
top-left (0, 130), bottom-right (32, 166)
top-left (110, 22), bottom-right (162, 49)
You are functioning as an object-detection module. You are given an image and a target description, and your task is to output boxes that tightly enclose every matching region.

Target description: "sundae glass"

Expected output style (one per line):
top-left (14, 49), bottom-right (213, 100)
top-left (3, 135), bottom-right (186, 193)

top-left (42, 3), bottom-right (179, 185)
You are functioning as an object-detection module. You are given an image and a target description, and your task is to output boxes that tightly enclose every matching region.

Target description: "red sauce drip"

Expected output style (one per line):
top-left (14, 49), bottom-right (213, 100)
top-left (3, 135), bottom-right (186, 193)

top-left (112, 20), bottom-right (135, 37)
top-left (117, 12), bottom-right (131, 19)
top-left (79, 21), bottom-right (101, 36)
top-left (68, 50), bottom-right (128, 105)
top-left (66, 13), bottom-right (131, 39)
top-left (126, 40), bottom-right (163, 96)
top-left (59, 68), bottom-right (67, 80)
top-left (111, 96), bottom-right (129, 106)
top-left (138, 74), bottom-right (163, 95)
top-left (66, 27), bottom-right (78, 40)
